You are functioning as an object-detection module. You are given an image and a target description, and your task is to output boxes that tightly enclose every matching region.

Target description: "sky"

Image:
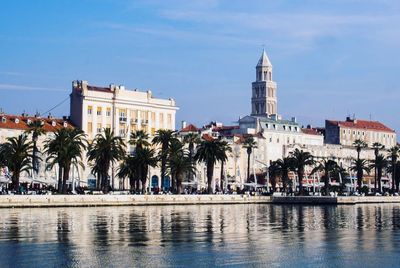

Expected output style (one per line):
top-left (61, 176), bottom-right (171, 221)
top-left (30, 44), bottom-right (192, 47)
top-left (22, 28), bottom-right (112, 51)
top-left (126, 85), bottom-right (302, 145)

top-left (1, 0), bottom-right (400, 133)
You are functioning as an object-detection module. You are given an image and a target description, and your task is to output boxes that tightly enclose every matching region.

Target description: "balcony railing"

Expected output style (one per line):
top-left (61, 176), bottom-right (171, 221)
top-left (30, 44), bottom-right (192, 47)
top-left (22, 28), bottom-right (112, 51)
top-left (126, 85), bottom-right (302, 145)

top-left (130, 118), bottom-right (138, 124)
top-left (119, 117), bottom-right (127, 123)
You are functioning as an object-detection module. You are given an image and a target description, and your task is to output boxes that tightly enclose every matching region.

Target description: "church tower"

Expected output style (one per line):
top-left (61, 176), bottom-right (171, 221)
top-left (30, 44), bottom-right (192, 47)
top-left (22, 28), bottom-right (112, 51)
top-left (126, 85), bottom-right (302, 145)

top-left (251, 49), bottom-right (277, 117)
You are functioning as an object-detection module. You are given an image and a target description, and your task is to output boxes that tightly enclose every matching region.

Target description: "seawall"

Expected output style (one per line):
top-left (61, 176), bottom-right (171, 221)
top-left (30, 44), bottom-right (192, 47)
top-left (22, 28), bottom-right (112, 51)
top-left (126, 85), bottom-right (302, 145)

top-left (0, 194), bottom-right (272, 208)
top-left (1, 195), bottom-right (400, 208)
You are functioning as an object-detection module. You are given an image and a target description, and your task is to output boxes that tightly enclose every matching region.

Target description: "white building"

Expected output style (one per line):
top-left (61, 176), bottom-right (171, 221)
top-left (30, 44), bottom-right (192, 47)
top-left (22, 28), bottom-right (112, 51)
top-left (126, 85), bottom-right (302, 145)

top-left (70, 80), bottom-right (178, 142)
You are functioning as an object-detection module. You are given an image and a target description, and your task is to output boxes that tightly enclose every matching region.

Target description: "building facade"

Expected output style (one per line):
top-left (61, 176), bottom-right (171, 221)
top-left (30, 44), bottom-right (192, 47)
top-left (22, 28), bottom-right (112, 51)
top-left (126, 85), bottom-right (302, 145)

top-left (70, 80), bottom-right (178, 143)
top-left (325, 117), bottom-right (396, 148)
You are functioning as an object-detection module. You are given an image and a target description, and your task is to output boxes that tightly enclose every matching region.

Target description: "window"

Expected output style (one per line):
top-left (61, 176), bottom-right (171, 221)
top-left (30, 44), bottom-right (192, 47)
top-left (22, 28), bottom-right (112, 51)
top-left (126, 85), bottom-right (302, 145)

top-left (106, 108), bottom-right (111, 117)
top-left (97, 107), bottom-right (102, 116)
top-left (87, 122), bottom-right (92, 133)
top-left (273, 124), bottom-right (276, 130)
top-left (106, 124), bottom-right (111, 130)
top-left (87, 106), bottom-right (93, 115)
top-left (269, 137), bottom-right (272, 143)
top-left (97, 123), bottom-right (102, 133)
top-left (119, 111), bottom-right (126, 118)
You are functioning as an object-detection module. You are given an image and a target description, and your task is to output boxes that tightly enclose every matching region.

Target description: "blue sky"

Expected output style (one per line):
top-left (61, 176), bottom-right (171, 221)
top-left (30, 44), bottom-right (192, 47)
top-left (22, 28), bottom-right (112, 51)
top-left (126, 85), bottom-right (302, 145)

top-left (1, 0), bottom-right (400, 133)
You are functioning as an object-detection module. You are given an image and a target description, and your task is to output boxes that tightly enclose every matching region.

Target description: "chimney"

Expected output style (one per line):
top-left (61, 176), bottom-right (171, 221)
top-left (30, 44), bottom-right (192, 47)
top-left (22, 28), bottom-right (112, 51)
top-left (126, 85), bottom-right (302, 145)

top-left (291, 116), bottom-right (297, 123)
top-left (181, 121), bottom-right (187, 129)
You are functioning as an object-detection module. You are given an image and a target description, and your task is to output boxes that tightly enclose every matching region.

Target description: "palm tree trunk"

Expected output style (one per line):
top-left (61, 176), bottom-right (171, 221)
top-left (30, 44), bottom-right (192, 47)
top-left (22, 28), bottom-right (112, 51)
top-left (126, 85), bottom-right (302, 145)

top-left (207, 162), bottom-right (214, 194)
top-left (177, 174), bottom-right (183, 194)
top-left (374, 166), bottom-right (377, 193)
top-left (378, 168), bottom-right (382, 193)
top-left (392, 160), bottom-right (396, 193)
top-left (282, 173), bottom-right (288, 193)
top-left (324, 175), bottom-right (329, 196)
top-left (12, 172), bottom-right (19, 192)
top-left (58, 166), bottom-right (63, 193)
top-left (220, 161), bottom-right (224, 191)
top-left (298, 169), bottom-right (304, 195)
top-left (357, 170), bottom-right (363, 194)
top-left (247, 153), bottom-right (251, 183)
top-left (62, 165), bottom-right (70, 194)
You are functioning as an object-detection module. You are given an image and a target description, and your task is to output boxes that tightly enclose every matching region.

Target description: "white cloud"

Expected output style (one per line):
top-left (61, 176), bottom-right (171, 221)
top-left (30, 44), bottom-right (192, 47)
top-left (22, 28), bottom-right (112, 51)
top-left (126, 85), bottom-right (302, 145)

top-left (0, 84), bottom-right (66, 92)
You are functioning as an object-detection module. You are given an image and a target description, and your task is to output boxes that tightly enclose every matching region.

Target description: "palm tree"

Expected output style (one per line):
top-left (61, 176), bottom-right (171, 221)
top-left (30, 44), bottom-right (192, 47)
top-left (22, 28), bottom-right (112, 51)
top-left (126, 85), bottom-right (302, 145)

top-left (370, 154), bottom-right (388, 193)
top-left (152, 129), bottom-right (176, 190)
top-left (195, 139), bottom-right (228, 194)
top-left (183, 132), bottom-right (201, 183)
top-left (311, 159), bottom-right (339, 196)
top-left (87, 128), bottom-right (125, 193)
top-left (45, 128), bottom-right (86, 194)
top-left (353, 139), bottom-right (367, 161)
top-left (274, 157), bottom-right (295, 194)
top-left (129, 130), bottom-right (150, 150)
top-left (167, 140), bottom-right (195, 194)
top-left (0, 135), bottom-right (33, 191)
top-left (45, 128), bottom-right (68, 192)
top-left (372, 142), bottom-right (385, 192)
top-left (350, 158), bottom-right (371, 194)
top-left (388, 146), bottom-right (400, 192)
top-left (242, 136), bottom-right (257, 183)
top-left (135, 147), bottom-right (158, 193)
top-left (268, 161), bottom-right (281, 193)
top-left (219, 140), bottom-right (232, 191)
top-left (25, 120), bottom-right (45, 174)
top-left (117, 155), bottom-right (138, 192)
top-left (291, 149), bottom-right (314, 195)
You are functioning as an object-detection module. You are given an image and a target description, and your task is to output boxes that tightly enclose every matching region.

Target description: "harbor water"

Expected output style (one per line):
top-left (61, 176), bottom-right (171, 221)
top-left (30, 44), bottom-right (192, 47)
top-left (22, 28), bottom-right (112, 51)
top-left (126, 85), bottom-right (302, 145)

top-left (0, 204), bottom-right (400, 267)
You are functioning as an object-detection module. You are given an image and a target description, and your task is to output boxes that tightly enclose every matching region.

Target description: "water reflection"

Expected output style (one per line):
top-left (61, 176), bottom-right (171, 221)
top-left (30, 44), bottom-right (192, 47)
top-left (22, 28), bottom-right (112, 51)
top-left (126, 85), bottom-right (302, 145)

top-left (0, 204), bottom-right (400, 267)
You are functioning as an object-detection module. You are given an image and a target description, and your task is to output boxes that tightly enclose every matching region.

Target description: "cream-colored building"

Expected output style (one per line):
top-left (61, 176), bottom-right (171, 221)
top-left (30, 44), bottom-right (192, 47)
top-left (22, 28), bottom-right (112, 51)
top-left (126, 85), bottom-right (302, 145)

top-left (70, 80), bottom-right (178, 143)
top-left (325, 117), bottom-right (396, 148)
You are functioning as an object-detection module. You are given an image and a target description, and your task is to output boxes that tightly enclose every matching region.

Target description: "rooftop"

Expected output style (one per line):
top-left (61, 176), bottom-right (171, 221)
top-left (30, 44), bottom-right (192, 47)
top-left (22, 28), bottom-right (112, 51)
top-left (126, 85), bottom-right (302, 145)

top-left (0, 113), bottom-right (73, 132)
top-left (327, 118), bottom-right (395, 133)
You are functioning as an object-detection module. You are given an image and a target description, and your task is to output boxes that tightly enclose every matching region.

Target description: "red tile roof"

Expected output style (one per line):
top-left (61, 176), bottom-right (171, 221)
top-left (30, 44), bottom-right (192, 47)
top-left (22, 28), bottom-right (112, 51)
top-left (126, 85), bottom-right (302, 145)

top-left (301, 128), bottom-right (322, 136)
top-left (201, 133), bottom-right (215, 141)
top-left (0, 114), bottom-right (74, 132)
top-left (327, 119), bottom-right (395, 133)
top-left (180, 124), bottom-right (199, 133)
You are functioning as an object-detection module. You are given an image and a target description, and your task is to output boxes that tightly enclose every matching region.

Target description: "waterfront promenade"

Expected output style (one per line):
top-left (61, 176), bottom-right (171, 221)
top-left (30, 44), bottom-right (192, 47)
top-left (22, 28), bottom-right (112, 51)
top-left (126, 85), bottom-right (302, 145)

top-left (2, 194), bottom-right (400, 208)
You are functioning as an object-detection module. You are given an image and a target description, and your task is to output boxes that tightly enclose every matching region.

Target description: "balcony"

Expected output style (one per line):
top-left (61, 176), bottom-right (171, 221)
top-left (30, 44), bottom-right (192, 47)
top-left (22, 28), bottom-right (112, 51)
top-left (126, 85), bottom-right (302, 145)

top-left (130, 118), bottom-right (138, 124)
top-left (119, 117), bottom-right (127, 123)
top-left (141, 119), bottom-right (149, 125)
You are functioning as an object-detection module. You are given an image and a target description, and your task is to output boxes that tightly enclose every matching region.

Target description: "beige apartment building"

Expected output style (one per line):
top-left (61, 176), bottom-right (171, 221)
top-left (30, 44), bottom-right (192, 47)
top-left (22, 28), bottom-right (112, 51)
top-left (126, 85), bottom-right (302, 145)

top-left (70, 80), bottom-right (178, 143)
top-left (325, 117), bottom-right (396, 148)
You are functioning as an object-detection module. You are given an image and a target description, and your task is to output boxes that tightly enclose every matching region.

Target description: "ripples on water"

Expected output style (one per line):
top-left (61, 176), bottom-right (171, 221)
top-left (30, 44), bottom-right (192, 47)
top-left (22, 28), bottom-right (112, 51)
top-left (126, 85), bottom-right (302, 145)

top-left (1, 204), bottom-right (400, 268)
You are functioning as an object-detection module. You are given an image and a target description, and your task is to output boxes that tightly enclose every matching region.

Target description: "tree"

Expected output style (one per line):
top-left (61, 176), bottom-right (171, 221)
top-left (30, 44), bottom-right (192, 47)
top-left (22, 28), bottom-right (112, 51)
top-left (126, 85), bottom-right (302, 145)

top-left (274, 157), bottom-right (295, 193)
top-left (45, 128), bottom-right (86, 194)
top-left (0, 135), bottom-right (33, 191)
top-left (167, 139), bottom-right (195, 194)
top-left (350, 158), bottom-right (371, 194)
top-left (45, 128), bottom-right (68, 192)
top-left (370, 154), bottom-right (388, 193)
top-left (242, 136), bottom-right (257, 183)
top-left (117, 155), bottom-right (138, 192)
top-left (372, 142), bottom-right (385, 192)
top-left (195, 139), bottom-right (228, 194)
top-left (388, 146), bottom-right (400, 192)
top-left (291, 149), bottom-right (314, 195)
top-left (311, 159), bottom-right (339, 196)
top-left (152, 129), bottom-right (176, 190)
top-left (183, 132), bottom-right (201, 183)
top-left (129, 130), bottom-right (150, 150)
top-left (219, 140), bottom-right (232, 192)
top-left (268, 161), bottom-right (281, 193)
top-left (135, 147), bottom-right (158, 193)
top-left (87, 128), bottom-right (125, 193)
top-left (353, 139), bottom-right (367, 161)
top-left (25, 120), bottom-right (45, 174)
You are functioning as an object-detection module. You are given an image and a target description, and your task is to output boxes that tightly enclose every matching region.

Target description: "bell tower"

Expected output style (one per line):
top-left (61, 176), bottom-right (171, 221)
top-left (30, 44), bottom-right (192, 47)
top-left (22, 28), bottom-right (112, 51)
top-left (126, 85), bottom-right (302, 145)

top-left (251, 49), bottom-right (277, 116)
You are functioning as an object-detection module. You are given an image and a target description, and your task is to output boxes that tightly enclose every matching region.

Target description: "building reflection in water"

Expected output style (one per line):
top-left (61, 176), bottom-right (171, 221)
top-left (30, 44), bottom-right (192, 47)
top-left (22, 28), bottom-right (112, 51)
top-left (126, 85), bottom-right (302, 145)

top-left (0, 204), bottom-right (400, 267)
